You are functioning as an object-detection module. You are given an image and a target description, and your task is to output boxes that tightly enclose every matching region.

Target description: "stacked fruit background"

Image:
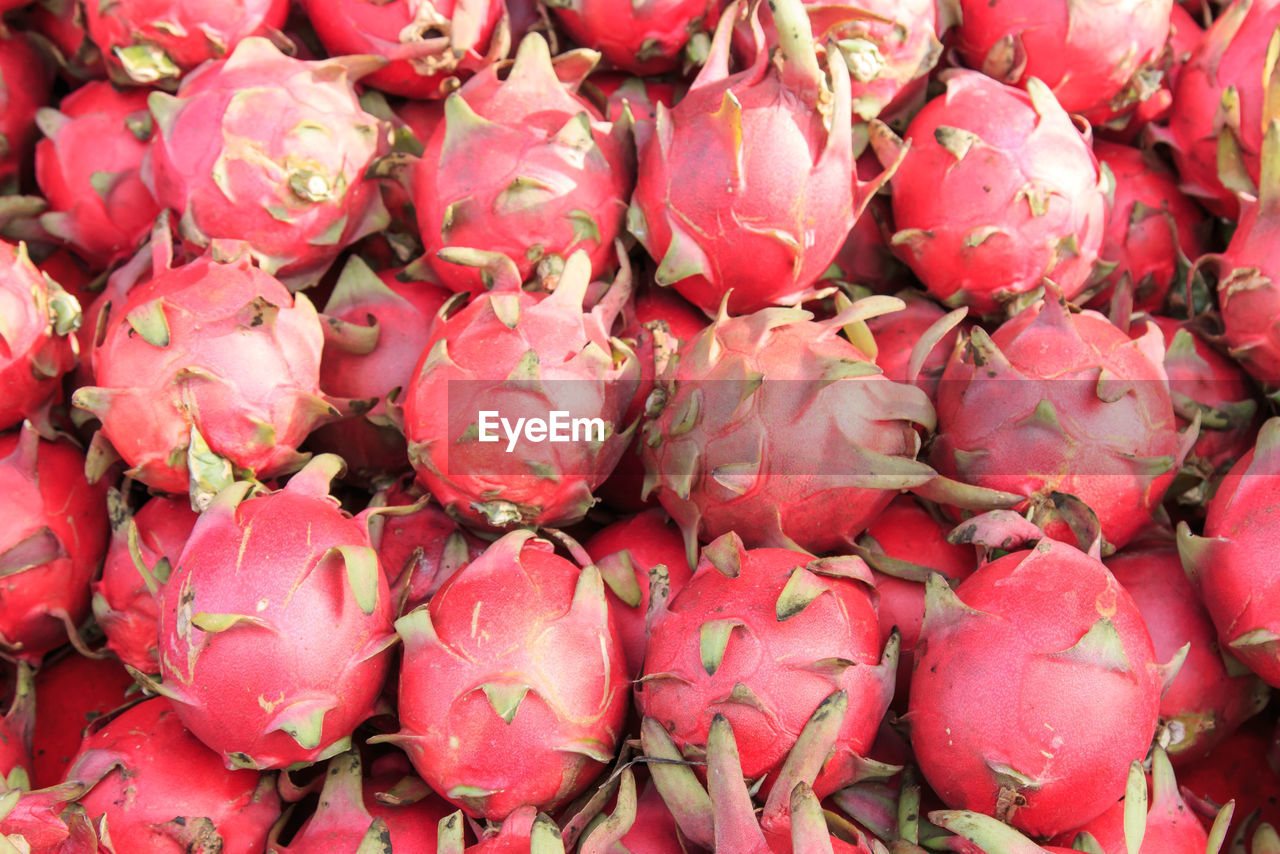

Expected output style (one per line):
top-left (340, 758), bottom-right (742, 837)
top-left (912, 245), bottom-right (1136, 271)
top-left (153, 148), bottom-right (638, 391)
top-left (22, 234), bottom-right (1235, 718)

top-left (0, 0), bottom-right (1278, 850)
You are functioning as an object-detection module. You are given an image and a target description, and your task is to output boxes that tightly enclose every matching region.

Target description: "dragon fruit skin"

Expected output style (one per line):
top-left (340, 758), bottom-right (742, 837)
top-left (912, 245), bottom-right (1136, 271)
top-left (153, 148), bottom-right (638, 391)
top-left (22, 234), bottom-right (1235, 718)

top-left (301, 0), bottom-right (509, 98)
top-left (640, 300), bottom-right (937, 560)
top-left (628, 0), bottom-right (856, 316)
top-left (583, 510), bottom-right (695, 679)
top-left (1089, 141), bottom-right (1208, 314)
top-left (31, 653), bottom-right (134, 788)
top-left (0, 425), bottom-right (109, 664)
top-left (1099, 3), bottom-right (1203, 144)
top-left (403, 251), bottom-right (640, 531)
top-left (414, 34), bottom-right (632, 295)
top-left (546, 0), bottom-right (720, 75)
top-left (0, 29), bottom-right (53, 191)
top-left (0, 241), bottom-right (81, 432)
top-left (68, 698), bottom-right (281, 853)
top-left (1178, 716), bottom-right (1280, 846)
top-left (25, 0), bottom-right (107, 83)
top-left (910, 525), bottom-right (1165, 838)
top-left (71, 251), bottom-right (336, 501)
top-left (864, 289), bottom-right (971, 402)
top-left (85, 0), bottom-right (289, 87)
top-left (933, 292), bottom-right (1184, 553)
top-left (34, 81), bottom-right (159, 270)
top-left (378, 530), bottom-right (629, 820)
top-left (1180, 418), bottom-right (1280, 690)
top-left (953, 0), bottom-right (1172, 124)
top-left (144, 38), bottom-right (391, 287)
top-left (1107, 543), bottom-right (1268, 766)
top-left (0, 785), bottom-right (102, 853)
top-left (637, 534), bottom-right (894, 802)
top-left (151, 457), bottom-right (397, 770)
top-left (880, 70), bottom-right (1107, 315)
top-left (91, 491), bottom-right (198, 675)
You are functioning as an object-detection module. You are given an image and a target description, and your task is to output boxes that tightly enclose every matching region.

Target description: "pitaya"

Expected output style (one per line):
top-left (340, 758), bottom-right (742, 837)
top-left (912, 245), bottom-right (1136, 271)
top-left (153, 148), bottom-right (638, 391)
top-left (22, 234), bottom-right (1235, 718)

top-left (545, 0), bottom-right (719, 75)
top-left (144, 455), bottom-right (397, 770)
top-left (928, 810), bottom-right (1095, 853)
top-left (0, 425), bottom-right (109, 663)
top-left (0, 784), bottom-right (101, 853)
top-left (413, 33), bottom-right (632, 294)
top-left (24, 0), bottom-right (106, 83)
top-left (85, 0), bottom-right (289, 87)
top-left (403, 250), bottom-right (640, 530)
top-left (639, 297), bottom-right (937, 560)
top-left (637, 532), bottom-right (895, 801)
top-left (0, 28), bottom-right (53, 192)
top-left (0, 665), bottom-right (33, 791)
top-left (144, 37), bottom-right (391, 287)
top-left (0, 241), bottom-right (81, 432)
top-left (932, 289), bottom-right (1187, 553)
top-left (581, 73), bottom-right (681, 130)
top-left (31, 652), bottom-right (134, 788)
top-left (910, 513), bottom-right (1168, 837)
top-left (301, 0), bottom-right (510, 98)
top-left (1179, 417), bottom-right (1280, 689)
top-left (863, 289), bottom-right (970, 401)
top-left (874, 70), bottom-right (1107, 314)
top-left (373, 530), bottom-right (628, 820)
top-left (34, 81), bottom-right (158, 270)
top-left (1178, 716), bottom-right (1280, 849)
top-left (71, 246), bottom-right (337, 504)
top-left (91, 490), bottom-right (199, 674)
top-left (628, 0), bottom-right (860, 315)
top-left (67, 697), bottom-right (281, 852)
top-left (953, 0), bottom-right (1172, 124)
top-left (1099, 3), bottom-right (1204, 143)
top-left (440, 805), bottom-right (563, 852)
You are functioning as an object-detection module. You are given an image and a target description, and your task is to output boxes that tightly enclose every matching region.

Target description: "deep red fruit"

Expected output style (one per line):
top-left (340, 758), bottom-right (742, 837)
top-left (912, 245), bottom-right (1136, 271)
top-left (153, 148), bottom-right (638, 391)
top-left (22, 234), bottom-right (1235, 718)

top-left (548, 0), bottom-right (720, 75)
top-left (0, 29), bottom-right (53, 190)
top-left (31, 653), bottom-right (134, 789)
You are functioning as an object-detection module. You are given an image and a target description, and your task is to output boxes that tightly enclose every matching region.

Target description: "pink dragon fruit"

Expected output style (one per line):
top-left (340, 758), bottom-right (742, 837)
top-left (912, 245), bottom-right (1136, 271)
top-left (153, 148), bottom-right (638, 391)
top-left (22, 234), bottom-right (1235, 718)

top-left (1099, 3), bottom-right (1204, 143)
top-left (144, 37), bottom-right (391, 287)
top-left (582, 73), bottom-right (681, 130)
top-left (637, 533), bottom-right (895, 801)
top-left (953, 0), bottom-right (1172, 124)
top-left (71, 246), bottom-right (337, 504)
top-left (1108, 538), bottom-right (1268, 764)
top-left (1089, 140), bottom-right (1208, 313)
top-left (825, 154), bottom-right (912, 295)
top-left (85, 0), bottom-right (289, 87)
top-left (875, 70), bottom-right (1107, 314)
top-left (0, 28), bottom-right (53, 192)
top-left (374, 530), bottom-right (628, 820)
top-left (441, 805), bottom-right (563, 852)
top-left (929, 810), bottom-right (1097, 853)
top-left (413, 33), bottom-right (632, 294)
top-left (1179, 417), bottom-right (1280, 690)
top-left (0, 666), bottom-right (33, 791)
top-left (583, 509), bottom-right (695, 678)
top-left (0, 425), bottom-right (109, 663)
top-left (628, 0), bottom-right (860, 315)
top-left (24, 0), bottom-right (106, 83)
top-left (546, 0), bottom-right (720, 75)
top-left (933, 288), bottom-right (1187, 553)
top-left (863, 288), bottom-right (970, 401)
top-left (67, 697), bottom-right (281, 852)
top-left (145, 455), bottom-right (397, 770)
top-left (639, 296), bottom-right (937, 560)
top-left (0, 784), bottom-right (101, 853)
top-left (31, 652), bottom-right (134, 788)
top-left (301, 0), bottom-right (510, 98)
top-left (403, 250), bottom-right (640, 530)
top-left (91, 490), bottom-right (198, 674)
top-left (0, 241), bottom-right (81, 432)
top-left (911, 513), bottom-right (1170, 838)
top-left (34, 81), bottom-right (158, 270)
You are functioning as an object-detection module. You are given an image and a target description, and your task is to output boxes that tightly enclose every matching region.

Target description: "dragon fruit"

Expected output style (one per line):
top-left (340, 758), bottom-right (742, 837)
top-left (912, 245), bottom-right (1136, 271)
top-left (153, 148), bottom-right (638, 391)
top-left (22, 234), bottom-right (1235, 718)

top-left (144, 37), bottom-right (391, 287)
top-left (863, 289), bottom-right (970, 401)
top-left (307, 256), bottom-right (452, 485)
top-left (637, 532), bottom-right (895, 801)
top-left (67, 697), bottom-right (281, 852)
top-left (628, 0), bottom-right (860, 315)
top-left (25, 0), bottom-right (106, 83)
top-left (875, 70), bottom-right (1107, 314)
top-left (0, 784), bottom-right (101, 853)
top-left (1180, 417), bottom-right (1280, 689)
top-left (85, 0), bottom-right (289, 87)
top-left (1100, 3), bottom-right (1204, 143)
top-left (0, 241), bottom-right (81, 432)
top-left (0, 666), bottom-right (33, 791)
top-left (403, 250), bottom-right (640, 530)
top-left (1108, 539), bottom-right (1268, 764)
top-left (413, 33), bottom-right (632, 294)
top-left (441, 805), bottom-right (563, 852)
top-left (91, 490), bottom-right (199, 674)
top-left (953, 0), bottom-right (1172, 124)
top-left (933, 289), bottom-right (1186, 553)
top-left (545, 0), bottom-right (719, 75)
top-left (145, 455), bottom-right (397, 770)
top-left (34, 81), bottom-right (158, 270)
top-left (1089, 140), bottom-right (1208, 314)
top-left (639, 297), bottom-right (937, 560)
top-left (375, 530), bottom-right (628, 820)
top-left (583, 510), bottom-right (695, 678)
top-left (0, 425), bottom-right (109, 663)
top-left (31, 652), bottom-right (134, 788)
top-left (1178, 716), bottom-right (1280, 848)
top-left (0, 28), bottom-right (53, 192)
top-left (929, 810), bottom-right (1097, 853)
top-left (71, 246), bottom-right (336, 504)
top-left (910, 513), bottom-right (1168, 837)
top-left (301, 0), bottom-right (510, 98)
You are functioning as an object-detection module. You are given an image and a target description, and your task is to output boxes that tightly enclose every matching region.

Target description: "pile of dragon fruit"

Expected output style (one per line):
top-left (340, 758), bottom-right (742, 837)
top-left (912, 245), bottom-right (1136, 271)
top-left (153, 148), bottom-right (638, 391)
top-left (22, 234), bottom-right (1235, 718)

top-left (3, 0), bottom-right (1280, 849)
